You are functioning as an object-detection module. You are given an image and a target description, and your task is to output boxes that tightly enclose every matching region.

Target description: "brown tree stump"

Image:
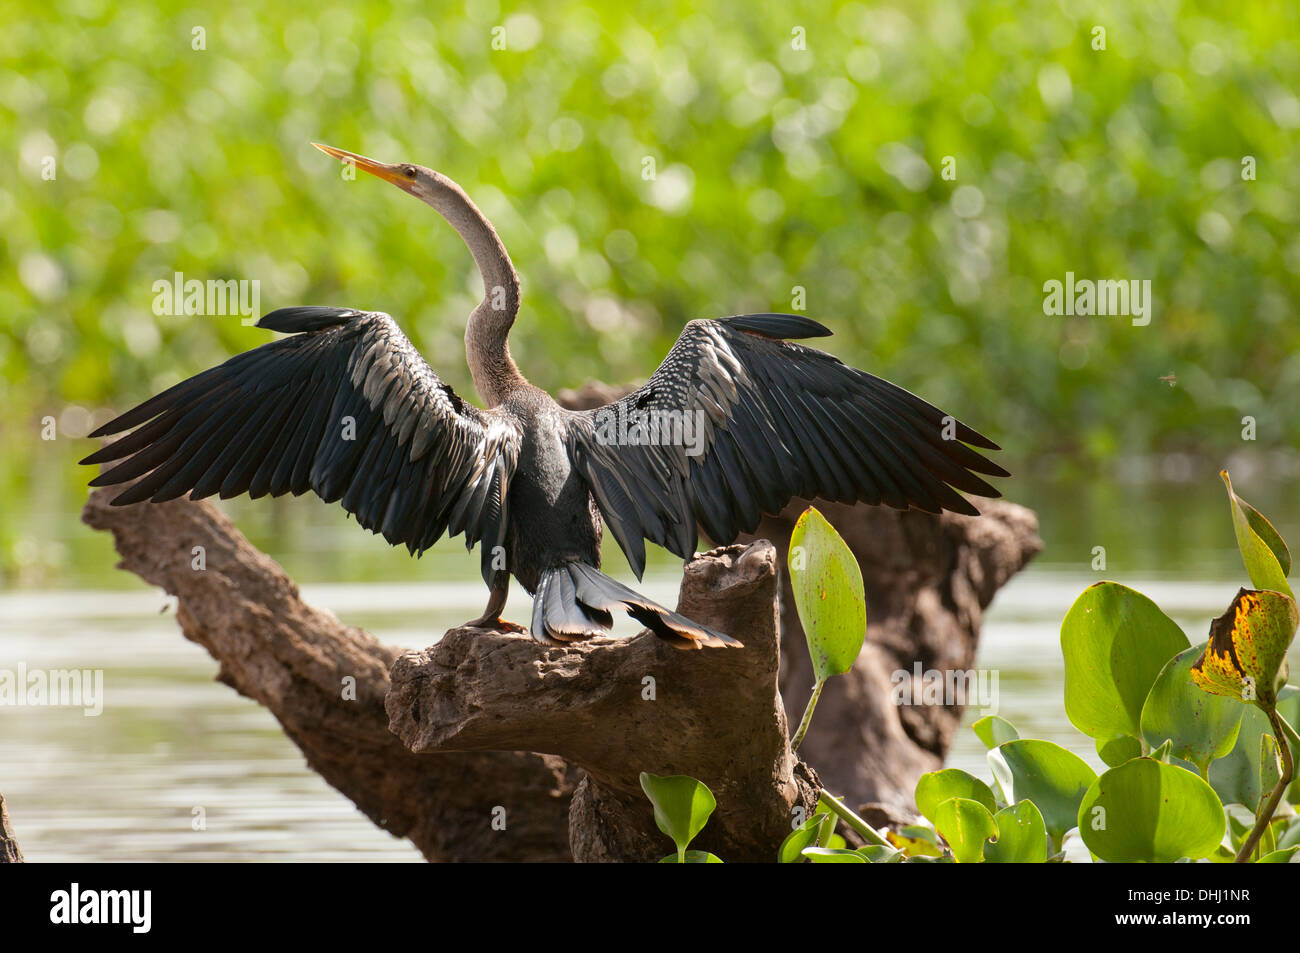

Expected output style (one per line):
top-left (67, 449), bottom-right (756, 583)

top-left (386, 541), bottom-right (820, 862)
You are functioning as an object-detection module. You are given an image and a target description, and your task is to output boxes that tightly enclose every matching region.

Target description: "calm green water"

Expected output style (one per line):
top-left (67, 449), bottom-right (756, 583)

top-left (2, 470), bottom-right (1298, 861)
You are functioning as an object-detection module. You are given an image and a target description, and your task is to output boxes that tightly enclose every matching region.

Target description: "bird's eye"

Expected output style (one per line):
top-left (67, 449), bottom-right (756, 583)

top-left (402, 165), bottom-right (417, 179)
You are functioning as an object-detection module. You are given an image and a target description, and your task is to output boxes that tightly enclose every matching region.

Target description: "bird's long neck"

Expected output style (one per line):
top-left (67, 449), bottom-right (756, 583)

top-left (426, 173), bottom-right (525, 407)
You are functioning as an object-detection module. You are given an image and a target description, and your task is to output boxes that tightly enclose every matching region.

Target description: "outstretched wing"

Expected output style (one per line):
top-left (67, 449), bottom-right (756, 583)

top-left (563, 313), bottom-right (1009, 578)
top-left (82, 307), bottom-right (521, 580)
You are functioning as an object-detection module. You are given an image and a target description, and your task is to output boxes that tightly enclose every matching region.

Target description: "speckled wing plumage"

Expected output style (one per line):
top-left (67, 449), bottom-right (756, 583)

top-left (82, 307), bottom-right (521, 581)
top-left (563, 313), bottom-right (1009, 579)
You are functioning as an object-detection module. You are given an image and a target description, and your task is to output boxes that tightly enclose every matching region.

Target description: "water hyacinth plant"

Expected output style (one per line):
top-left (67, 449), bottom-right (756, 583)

top-left (641, 475), bottom-right (1300, 863)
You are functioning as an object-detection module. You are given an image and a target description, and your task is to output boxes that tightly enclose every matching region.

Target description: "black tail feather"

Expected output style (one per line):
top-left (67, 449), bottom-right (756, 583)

top-left (529, 562), bottom-right (742, 650)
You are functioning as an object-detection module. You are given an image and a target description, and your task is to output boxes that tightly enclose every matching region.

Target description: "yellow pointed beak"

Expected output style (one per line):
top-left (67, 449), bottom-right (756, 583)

top-left (312, 142), bottom-right (411, 188)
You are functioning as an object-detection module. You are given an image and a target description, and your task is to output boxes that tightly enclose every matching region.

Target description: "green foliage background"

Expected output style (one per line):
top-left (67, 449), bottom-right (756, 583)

top-left (2, 0), bottom-right (1298, 583)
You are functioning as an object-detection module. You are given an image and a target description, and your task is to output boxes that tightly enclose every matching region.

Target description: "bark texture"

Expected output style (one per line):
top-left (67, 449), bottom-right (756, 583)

top-left (387, 541), bottom-right (820, 862)
top-left (0, 793), bottom-right (23, 863)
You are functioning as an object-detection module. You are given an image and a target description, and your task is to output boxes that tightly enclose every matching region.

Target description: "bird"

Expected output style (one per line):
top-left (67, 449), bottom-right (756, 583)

top-left (81, 142), bottom-right (1009, 651)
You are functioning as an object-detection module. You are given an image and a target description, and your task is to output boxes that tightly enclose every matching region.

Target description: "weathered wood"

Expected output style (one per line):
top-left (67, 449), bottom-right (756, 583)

top-left (0, 793), bottom-right (23, 863)
top-left (82, 486), bottom-right (578, 862)
top-left (387, 541), bottom-right (820, 862)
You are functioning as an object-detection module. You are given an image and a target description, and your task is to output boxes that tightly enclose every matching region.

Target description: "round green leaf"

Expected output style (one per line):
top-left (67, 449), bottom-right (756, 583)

top-left (1209, 701), bottom-right (1274, 807)
top-left (639, 772), bottom-right (716, 857)
top-left (1255, 847), bottom-right (1299, 863)
top-left (1141, 642), bottom-right (1243, 773)
top-left (984, 800), bottom-right (1048, 863)
top-left (856, 845), bottom-right (905, 862)
top-left (1078, 758), bottom-right (1226, 862)
top-left (1096, 734), bottom-right (1143, 767)
top-left (971, 714), bottom-right (1020, 749)
top-left (802, 846), bottom-right (867, 863)
top-left (915, 769), bottom-right (997, 824)
top-left (778, 812), bottom-right (830, 863)
top-left (933, 797), bottom-right (998, 863)
top-left (1207, 845), bottom-right (1238, 863)
top-left (788, 507), bottom-right (867, 684)
top-left (988, 739), bottom-right (1098, 843)
top-left (1061, 582), bottom-right (1189, 744)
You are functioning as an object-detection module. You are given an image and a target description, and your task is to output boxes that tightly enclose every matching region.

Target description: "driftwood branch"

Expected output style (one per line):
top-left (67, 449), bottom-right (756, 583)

top-left (387, 541), bottom-right (819, 862)
top-left (79, 382), bottom-right (1041, 861)
top-left (0, 793), bottom-right (23, 863)
top-left (82, 487), bottom-right (577, 862)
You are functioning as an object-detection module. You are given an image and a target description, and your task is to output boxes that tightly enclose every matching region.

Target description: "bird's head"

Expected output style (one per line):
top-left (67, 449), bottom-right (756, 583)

top-left (310, 140), bottom-right (522, 354)
top-left (311, 142), bottom-right (446, 202)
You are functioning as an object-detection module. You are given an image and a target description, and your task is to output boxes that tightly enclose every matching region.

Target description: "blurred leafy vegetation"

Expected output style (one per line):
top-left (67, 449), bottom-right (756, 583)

top-left (3, 0), bottom-right (1299, 584)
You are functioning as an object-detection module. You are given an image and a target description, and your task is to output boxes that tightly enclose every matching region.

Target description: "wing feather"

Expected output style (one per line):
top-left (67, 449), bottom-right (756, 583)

top-left (563, 314), bottom-right (1008, 577)
top-left (83, 307), bottom-right (521, 568)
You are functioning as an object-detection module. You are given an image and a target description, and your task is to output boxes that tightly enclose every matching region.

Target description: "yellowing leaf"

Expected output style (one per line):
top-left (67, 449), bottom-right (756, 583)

top-left (1191, 588), bottom-right (1297, 710)
top-left (886, 827), bottom-right (944, 857)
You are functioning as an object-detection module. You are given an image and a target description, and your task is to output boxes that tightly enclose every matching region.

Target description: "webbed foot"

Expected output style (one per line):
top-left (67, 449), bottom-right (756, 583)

top-left (463, 615), bottom-right (529, 635)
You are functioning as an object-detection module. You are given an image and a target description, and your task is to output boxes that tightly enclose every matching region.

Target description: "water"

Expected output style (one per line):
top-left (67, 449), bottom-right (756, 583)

top-left (3, 473), bottom-right (1298, 861)
top-left (944, 572), bottom-right (1300, 778)
top-left (0, 573), bottom-right (691, 862)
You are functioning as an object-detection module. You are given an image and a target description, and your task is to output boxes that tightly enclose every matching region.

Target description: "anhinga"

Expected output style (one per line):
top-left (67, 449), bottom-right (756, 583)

top-left (81, 143), bottom-right (1009, 650)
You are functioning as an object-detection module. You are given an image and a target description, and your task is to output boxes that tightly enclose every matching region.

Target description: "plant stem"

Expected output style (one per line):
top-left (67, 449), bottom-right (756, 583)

top-left (1277, 712), bottom-right (1300, 755)
top-left (791, 680), bottom-right (824, 751)
top-left (1234, 707), bottom-right (1295, 863)
top-left (819, 791), bottom-right (892, 848)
